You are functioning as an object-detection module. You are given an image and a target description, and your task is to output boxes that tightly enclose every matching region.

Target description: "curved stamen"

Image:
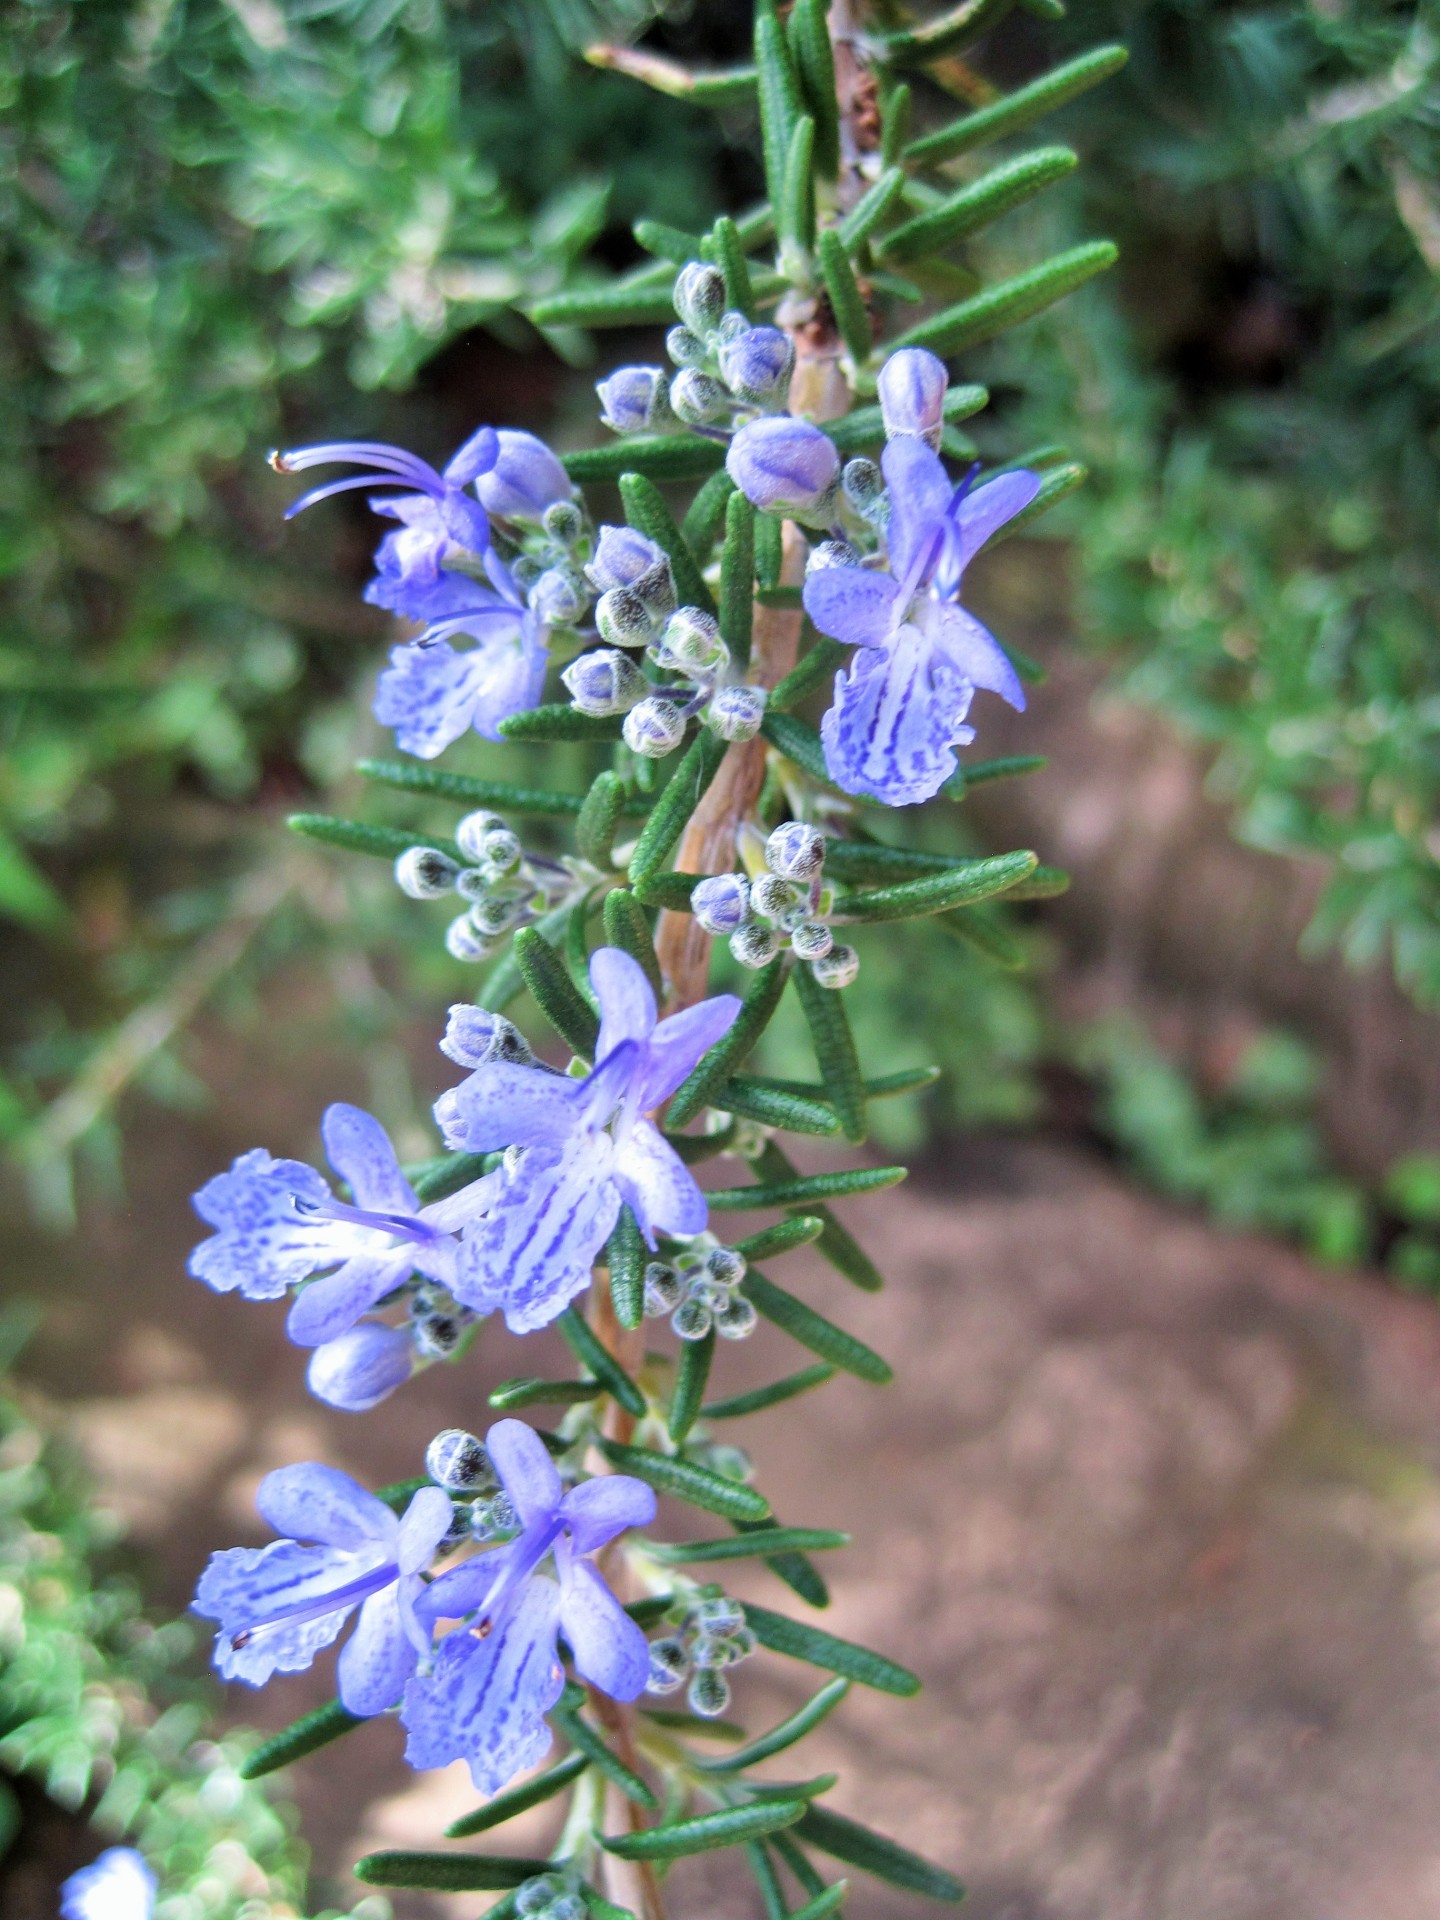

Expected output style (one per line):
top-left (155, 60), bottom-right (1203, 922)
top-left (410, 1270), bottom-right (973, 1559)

top-left (228, 1560), bottom-right (397, 1649)
top-left (293, 1195), bottom-right (449, 1247)
top-left (271, 442), bottom-right (445, 491)
top-left (470, 1515), bottom-right (566, 1636)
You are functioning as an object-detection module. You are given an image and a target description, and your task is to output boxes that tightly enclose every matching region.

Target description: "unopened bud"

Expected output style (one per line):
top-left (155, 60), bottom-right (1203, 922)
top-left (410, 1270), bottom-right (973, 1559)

top-left (643, 1262), bottom-right (684, 1315)
top-left (475, 430), bottom-right (572, 521)
top-left (718, 323), bottom-right (794, 405)
top-left (426, 1427), bottom-right (491, 1491)
top-left (750, 872), bottom-right (801, 921)
top-left (529, 565), bottom-right (587, 625)
top-left (307, 1323), bottom-right (413, 1412)
top-left (657, 607), bottom-right (725, 675)
top-left (730, 922), bottom-right (781, 969)
top-left (669, 369), bottom-right (730, 427)
top-left (688, 1667), bottom-right (731, 1717)
top-left (671, 1296), bottom-right (713, 1341)
top-left (811, 943), bottom-right (859, 989)
top-left (715, 1292), bottom-right (758, 1339)
top-left (467, 892), bottom-right (526, 939)
top-left (878, 345), bottom-right (948, 447)
top-left (470, 1490), bottom-right (519, 1540)
top-left (413, 1311), bottom-right (465, 1358)
top-left (766, 820), bottom-right (827, 882)
top-left (841, 457), bottom-right (887, 524)
top-left (455, 812), bottom-right (519, 868)
top-left (673, 262), bottom-right (726, 336)
top-left (517, 1877), bottom-right (564, 1917)
top-left (595, 586), bottom-right (655, 648)
top-left (623, 696), bottom-right (686, 758)
top-left (705, 1247), bottom-right (746, 1288)
top-left (807, 537), bottom-right (862, 573)
top-left (596, 365), bottom-right (670, 435)
top-left (691, 872), bottom-right (750, 936)
top-left (646, 1637), bottom-right (689, 1694)
top-left (695, 1595), bottom-right (747, 1634)
top-left (706, 685), bottom-right (766, 742)
top-left (588, 525), bottom-right (666, 593)
top-left (543, 499), bottom-right (585, 544)
top-left (395, 845), bottom-right (462, 900)
top-left (665, 325), bottom-right (710, 370)
top-left (445, 913), bottom-right (494, 962)
top-left (562, 647), bottom-right (647, 715)
top-left (790, 920), bottom-right (834, 962)
top-left (726, 416), bottom-right (840, 522)
top-left (440, 1005), bottom-right (534, 1068)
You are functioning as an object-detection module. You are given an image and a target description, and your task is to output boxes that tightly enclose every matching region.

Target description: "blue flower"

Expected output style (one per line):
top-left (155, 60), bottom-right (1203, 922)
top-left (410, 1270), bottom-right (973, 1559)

top-left (474, 430), bottom-right (574, 523)
top-left (61, 1849), bottom-right (156, 1920)
top-left (193, 1466), bottom-right (453, 1715)
top-left (188, 1103), bottom-right (496, 1349)
top-left (803, 438), bottom-right (1040, 806)
top-left (307, 1321), bottom-right (417, 1411)
top-left (434, 948), bottom-right (741, 1333)
top-left (877, 346), bottom-right (947, 447)
top-left (726, 416), bottom-right (839, 521)
top-left (401, 1420), bottom-right (655, 1796)
top-left (373, 549), bottom-right (550, 758)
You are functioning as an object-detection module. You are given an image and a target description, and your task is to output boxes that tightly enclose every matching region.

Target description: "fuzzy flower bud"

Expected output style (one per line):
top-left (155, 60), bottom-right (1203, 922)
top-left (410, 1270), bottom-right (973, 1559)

top-left (726, 416), bottom-right (840, 521)
top-left (878, 346), bottom-right (948, 447)
top-left (669, 369), bottom-right (731, 426)
top-left (790, 920), bottom-right (834, 961)
top-left (426, 1427), bottom-right (491, 1491)
top-left (673, 262), bottom-right (726, 336)
top-left (706, 685), bottom-right (767, 742)
top-left (665, 325), bottom-right (710, 370)
top-left (706, 1247), bottom-right (746, 1288)
top-left (730, 922), bottom-right (781, 969)
top-left (841, 457), bottom-right (887, 522)
top-left (691, 872), bottom-right (751, 936)
top-left (750, 871), bottom-right (801, 921)
top-left (307, 1323), bottom-right (414, 1412)
top-left (623, 696), bottom-right (686, 758)
top-left (811, 942), bottom-right (859, 989)
top-left (562, 647), bottom-right (647, 715)
top-left (656, 607), bottom-right (726, 675)
top-left (455, 811), bottom-right (519, 868)
top-left (439, 1004), bottom-right (534, 1068)
top-left (807, 537), bottom-right (863, 574)
top-left (766, 820), bottom-right (827, 882)
top-left (529, 565), bottom-right (587, 625)
top-left (543, 499), bottom-right (585, 544)
top-left (445, 913), bottom-right (494, 963)
top-left (715, 1292), bottom-right (759, 1339)
top-left (475, 430), bottom-right (572, 521)
top-left (395, 845), bottom-right (462, 900)
top-left (597, 365), bottom-right (671, 434)
top-left (588, 525), bottom-right (666, 593)
top-left (595, 586), bottom-right (656, 648)
top-left (718, 324), bottom-right (795, 405)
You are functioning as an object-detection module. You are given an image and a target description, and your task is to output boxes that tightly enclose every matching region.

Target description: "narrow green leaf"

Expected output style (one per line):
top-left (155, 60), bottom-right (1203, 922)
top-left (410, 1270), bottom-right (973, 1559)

top-left (834, 850), bottom-right (1037, 921)
top-left (668, 1327), bottom-right (715, 1443)
top-left (577, 771), bottom-right (625, 869)
top-left (879, 0), bottom-right (1015, 65)
top-left (446, 1750), bottom-right (589, 1838)
top-left (780, 113), bottom-right (817, 256)
top-left (411, 1151), bottom-right (493, 1204)
top-left (720, 490), bottom-right (756, 670)
top-left (528, 285), bottom-right (675, 328)
top-left (741, 1270), bottom-right (892, 1384)
top-left (731, 1514), bottom-right (830, 1607)
top-left (755, 0), bottom-right (805, 213)
top-left (635, 218), bottom-right (702, 263)
top-left (596, 1437), bottom-right (771, 1523)
top-left (796, 1806), bottom-right (964, 1901)
top-left (731, 1215), bottom-right (826, 1261)
top-left (935, 905), bottom-right (1027, 969)
top-left (699, 1677), bottom-right (850, 1774)
top-left (625, 1594), bottom-right (676, 1629)
top-left (558, 1307), bottom-right (647, 1418)
top-left (773, 1832), bottom-right (827, 1898)
top-left (743, 1602), bottom-right (921, 1696)
top-left (770, 639), bottom-right (846, 714)
top-left (788, 0), bottom-right (839, 176)
top-left (354, 1852), bottom-right (550, 1891)
top-left (710, 214), bottom-right (757, 321)
top-left (603, 888), bottom-right (662, 998)
top-left (478, 901), bottom-right (571, 1014)
top-left (760, 710), bottom-right (835, 788)
top-left (879, 81), bottom-right (910, 168)
top-left (489, 1376), bottom-right (600, 1411)
top-left (705, 1165), bottom-right (906, 1209)
top-left (639, 1707), bottom-right (747, 1740)
top-left (987, 459), bottom-right (1087, 539)
top-left (748, 1774), bottom-right (838, 1802)
top-left (682, 465), bottom-right (737, 554)
top-left (288, 813), bottom-right (461, 865)
top-left (838, 165), bottom-right (905, 249)
top-left (580, 1887), bottom-right (638, 1920)
top-left (603, 1801), bottom-right (806, 1860)
top-left (792, 965), bottom-right (866, 1143)
top-left (756, 584), bottom-right (803, 608)
top-left (747, 1839), bottom-right (789, 1920)
top-left (817, 230), bottom-right (871, 364)
top-left (788, 1882), bottom-right (849, 1920)
top-left (356, 759), bottom-right (593, 816)
top-left (824, 838), bottom-right (999, 883)
top-left (631, 868), bottom-right (697, 911)
top-left (513, 925), bottom-right (600, 1057)
top-left (500, 705), bottom-right (624, 744)
top-left (755, 509), bottom-right (784, 589)
top-left (554, 1702), bottom-right (657, 1808)
top-left (754, 1142), bottom-right (884, 1292)
top-left (703, 1363), bottom-right (835, 1420)
top-left (714, 1073), bottom-right (841, 1137)
top-left (895, 241), bottom-right (1118, 355)
top-left (907, 44), bottom-right (1129, 164)
top-left (1003, 862), bottom-right (1069, 901)
top-left (374, 1475), bottom-right (431, 1511)
top-left (619, 474), bottom-right (716, 616)
top-left (563, 437), bottom-right (727, 483)
top-left (628, 731), bottom-right (727, 886)
top-left (667, 955), bottom-right (788, 1128)
top-left (586, 42), bottom-right (758, 105)
top-left (653, 1527), bottom-right (848, 1564)
top-left (606, 1205), bottom-right (646, 1330)
top-left (239, 1699), bottom-right (362, 1779)
top-left (942, 752), bottom-right (1046, 795)
top-left (880, 146), bottom-right (1078, 264)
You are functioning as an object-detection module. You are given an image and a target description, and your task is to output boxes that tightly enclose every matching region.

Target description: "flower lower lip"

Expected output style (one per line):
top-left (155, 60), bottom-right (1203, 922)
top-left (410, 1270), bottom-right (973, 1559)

top-left (229, 1561), bottom-right (397, 1648)
top-left (294, 1197), bottom-right (446, 1247)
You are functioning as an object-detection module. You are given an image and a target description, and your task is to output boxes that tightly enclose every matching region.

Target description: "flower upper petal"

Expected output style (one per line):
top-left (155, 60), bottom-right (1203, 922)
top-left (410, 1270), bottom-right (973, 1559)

top-left (321, 1104), bottom-right (417, 1214)
top-left (558, 1557), bottom-right (651, 1700)
top-left (255, 1462), bottom-right (398, 1548)
top-left (487, 1418), bottom-right (564, 1529)
top-left (440, 1059), bottom-right (581, 1155)
top-left (881, 436), bottom-right (953, 583)
top-left (613, 1118), bottom-right (706, 1245)
top-left (926, 602), bottom-right (1026, 710)
top-left (801, 566), bottom-right (901, 648)
top-left (943, 469), bottom-right (1042, 588)
top-left (591, 947), bottom-right (657, 1059)
top-left (337, 1585), bottom-right (420, 1716)
top-left (560, 1474), bottom-right (656, 1555)
top-left (640, 997), bottom-right (743, 1110)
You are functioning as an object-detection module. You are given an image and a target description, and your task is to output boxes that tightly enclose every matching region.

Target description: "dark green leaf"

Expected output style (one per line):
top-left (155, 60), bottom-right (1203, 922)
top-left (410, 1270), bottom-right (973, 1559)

top-left (706, 1165), bottom-right (907, 1209)
top-left (239, 1699), bottom-right (362, 1779)
top-left (620, 471), bottom-right (715, 616)
top-left (747, 1840), bottom-right (789, 1920)
top-left (668, 955), bottom-right (788, 1127)
top-left (529, 285), bottom-right (675, 328)
top-left (374, 1475), bottom-right (431, 1510)
top-left (354, 1852), bottom-right (551, 1890)
top-left (489, 1377), bottom-right (600, 1411)
top-left (895, 241), bottom-right (1118, 356)
top-left (632, 868), bottom-right (699, 911)
top-left (1002, 863), bottom-right (1069, 901)
top-left (755, 0), bottom-right (805, 214)
top-left (754, 1142), bottom-right (885, 1292)
top-left (880, 147), bottom-right (1077, 264)
top-left (731, 1215), bottom-right (826, 1261)
top-left (838, 165), bottom-right (905, 249)
top-left (987, 459), bottom-right (1087, 539)
top-left (513, 925), bottom-right (600, 1056)
top-left (879, 81), bottom-right (910, 168)
top-left (603, 1801), bottom-right (807, 1860)
top-left (703, 1363), bottom-right (835, 1420)
top-left (606, 1205), bottom-right (647, 1330)
top-left (732, 1513), bottom-right (830, 1607)
top-left (787, 0), bottom-right (839, 177)
top-left (834, 850), bottom-right (1037, 920)
top-left (760, 711), bottom-right (834, 788)
top-left (699, 1677), bottom-right (850, 1773)
top-left (577, 771), bottom-right (626, 869)
top-left (558, 1307), bottom-right (647, 1418)
top-left (755, 508), bottom-right (784, 589)
top-left (580, 1885), bottom-right (639, 1920)
top-left (554, 1702), bottom-right (657, 1808)
top-left (668, 1327), bottom-right (715, 1443)
top-left (563, 437), bottom-right (727, 483)
top-left (792, 965), bottom-right (866, 1143)
top-left (817, 230), bottom-right (871, 364)
top-left (635, 218), bottom-right (702, 263)
top-left (796, 1805), bottom-right (964, 1901)
top-left (709, 214), bottom-right (757, 321)
top-left (906, 44), bottom-right (1128, 164)
top-left (720, 489), bottom-right (756, 670)
top-left (356, 760), bottom-right (593, 816)
top-left (411, 1151), bottom-right (493, 1204)
top-left (773, 1832), bottom-right (827, 1899)
top-left (288, 813), bottom-right (461, 865)
top-left (500, 705), bottom-right (624, 744)
top-left (788, 1882), bottom-right (849, 1920)
top-left (741, 1271), bottom-right (892, 1383)
top-left (682, 465), bottom-right (738, 554)
top-left (653, 1527), bottom-right (848, 1564)
top-left (942, 752), bottom-right (1045, 794)
top-left (935, 905), bottom-right (1027, 969)
top-left (770, 639), bottom-right (847, 713)
top-left (714, 1073), bottom-right (841, 1137)
top-left (878, 0), bottom-right (1015, 65)
top-left (743, 1602), bottom-right (921, 1696)
top-left (596, 1437), bottom-right (771, 1522)
top-left (780, 113), bottom-right (816, 256)
top-left (628, 731), bottom-right (727, 886)
top-left (446, 1750), bottom-right (589, 1838)
top-left (603, 888), bottom-right (662, 997)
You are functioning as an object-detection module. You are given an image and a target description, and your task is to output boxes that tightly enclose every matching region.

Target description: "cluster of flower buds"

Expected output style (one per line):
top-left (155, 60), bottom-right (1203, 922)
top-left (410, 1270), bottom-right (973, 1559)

top-left (512, 1871), bottom-right (586, 1920)
top-left (424, 1426), bottom-right (525, 1543)
top-left (394, 809), bottom-right (572, 963)
top-left (691, 822), bottom-right (858, 988)
top-left (507, 493), bottom-right (595, 631)
top-left (645, 1590), bottom-right (756, 1718)
top-left (643, 1239), bottom-right (757, 1342)
top-left (307, 1282), bottom-right (481, 1413)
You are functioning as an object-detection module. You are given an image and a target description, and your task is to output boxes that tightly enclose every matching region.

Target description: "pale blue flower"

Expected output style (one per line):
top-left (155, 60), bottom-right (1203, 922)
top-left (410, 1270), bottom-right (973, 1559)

top-left (307, 1321), bottom-right (416, 1410)
top-left (194, 1466), bottom-right (453, 1715)
top-left (475, 430), bottom-right (574, 522)
top-left (803, 438), bottom-right (1039, 806)
top-left (726, 416), bottom-right (839, 519)
top-left (188, 1103), bottom-right (496, 1349)
top-left (401, 1420), bottom-right (654, 1796)
top-left (434, 949), bottom-right (741, 1333)
top-left (61, 1849), bottom-right (156, 1920)
top-left (877, 346), bottom-right (947, 447)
